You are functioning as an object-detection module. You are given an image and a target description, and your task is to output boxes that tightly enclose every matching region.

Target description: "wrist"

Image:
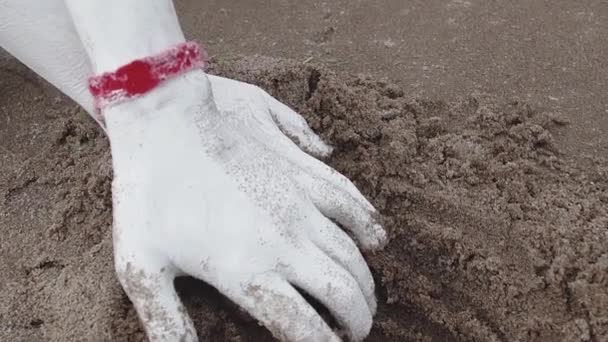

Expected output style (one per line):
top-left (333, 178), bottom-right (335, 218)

top-left (89, 42), bottom-right (206, 110)
top-left (104, 69), bottom-right (216, 179)
top-left (104, 69), bottom-right (211, 138)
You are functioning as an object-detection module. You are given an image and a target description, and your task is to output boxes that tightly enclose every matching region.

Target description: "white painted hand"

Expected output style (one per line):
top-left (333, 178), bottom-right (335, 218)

top-left (106, 70), bottom-right (387, 342)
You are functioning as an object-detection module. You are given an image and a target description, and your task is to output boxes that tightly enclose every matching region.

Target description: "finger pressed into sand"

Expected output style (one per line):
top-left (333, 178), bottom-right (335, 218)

top-left (295, 149), bottom-right (376, 212)
top-left (114, 257), bottom-right (197, 342)
top-left (282, 243), bottom-right (373, 342)
top-left (301, 174), bottom-right (387, 250)
top-left (228, 273), bottom-right (341, 342)
top-left (307, 211), bottom-right (377, 315)
top-left (263, 91), bottom-right (333, 157)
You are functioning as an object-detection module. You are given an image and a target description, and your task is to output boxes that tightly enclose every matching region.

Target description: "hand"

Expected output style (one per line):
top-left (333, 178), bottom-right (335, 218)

top-left (105, 70), bottom-right (387, 342)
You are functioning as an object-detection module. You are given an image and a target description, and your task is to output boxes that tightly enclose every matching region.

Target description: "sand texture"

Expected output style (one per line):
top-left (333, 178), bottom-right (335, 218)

top-left (1, 57), bottom-right (607, 341)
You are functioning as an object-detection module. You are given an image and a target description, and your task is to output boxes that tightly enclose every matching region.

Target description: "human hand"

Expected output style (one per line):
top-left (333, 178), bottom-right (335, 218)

top-left (106, 70), bottom-right (387, 341)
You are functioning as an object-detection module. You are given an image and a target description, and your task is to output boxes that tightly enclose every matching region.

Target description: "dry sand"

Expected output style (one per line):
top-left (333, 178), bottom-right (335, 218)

top-left (1, 56), bottom-right (607, 341)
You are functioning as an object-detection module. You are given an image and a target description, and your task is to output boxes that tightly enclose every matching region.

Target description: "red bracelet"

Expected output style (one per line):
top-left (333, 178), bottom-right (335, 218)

top-left (88, 41), bottom-right (207, 109)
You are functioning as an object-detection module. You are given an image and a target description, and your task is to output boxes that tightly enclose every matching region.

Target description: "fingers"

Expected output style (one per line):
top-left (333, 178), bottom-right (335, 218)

top-left (114, 255), bottom-right (197, 342)
top-left (283, 243), bottom-right (373, 342)
top-left (258, 87), bottom-right (383, 247)
top-left (300, 174), bottom-right (387, 251)
top-left (307, 212), bottom-right (377, 315)
top-left (226, 273), bottom-right (341, 342)
top-left (205, 75), bottom-right (331, 157)
top-left (263, 91), bottom-right (333, 158)
top-left (292, 149), bottom-right (376, 212)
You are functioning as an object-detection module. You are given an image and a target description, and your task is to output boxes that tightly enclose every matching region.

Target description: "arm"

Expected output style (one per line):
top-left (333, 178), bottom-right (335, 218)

top-left (63, 0), bottom-right (186, 74)
top-left (0, 0), bottom-right (97, 122)
top-left (0, 1), bottom-right (387, 341)
top-left (0, 0), bottom-right (190, 126)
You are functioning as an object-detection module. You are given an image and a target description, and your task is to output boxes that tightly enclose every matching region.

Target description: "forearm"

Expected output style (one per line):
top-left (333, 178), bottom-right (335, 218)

top-left (0, 0), bottom-right (190, 126)
top-left (63, 0), bottom-right (186, 74)
top-left (0, 0), bottom-right (96, 119)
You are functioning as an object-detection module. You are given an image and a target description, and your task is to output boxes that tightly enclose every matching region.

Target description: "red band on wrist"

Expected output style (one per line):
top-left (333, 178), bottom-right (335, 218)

top-left (88, 41), bottom-right (207, 109)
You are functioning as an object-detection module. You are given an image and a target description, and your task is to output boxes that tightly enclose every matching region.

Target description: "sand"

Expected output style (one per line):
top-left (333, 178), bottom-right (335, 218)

top-left (1, 56), bottom-right (607, 341)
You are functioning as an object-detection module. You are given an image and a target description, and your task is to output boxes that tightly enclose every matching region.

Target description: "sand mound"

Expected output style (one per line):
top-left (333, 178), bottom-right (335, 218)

top-left (1, 56), bottom-right (607, 341)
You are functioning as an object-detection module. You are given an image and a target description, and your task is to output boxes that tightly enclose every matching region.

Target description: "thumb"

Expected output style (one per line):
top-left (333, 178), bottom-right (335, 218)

top-left (263, 92), bottom-right (333, 158)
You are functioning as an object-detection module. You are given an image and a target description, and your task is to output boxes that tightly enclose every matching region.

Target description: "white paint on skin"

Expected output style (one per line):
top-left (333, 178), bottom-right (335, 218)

top-left (63, 0), bottom-right (187, 74)
top-left (0, 1), bottom-right (388, 341)
top-left (0, 0), bottom-right (100, 124)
